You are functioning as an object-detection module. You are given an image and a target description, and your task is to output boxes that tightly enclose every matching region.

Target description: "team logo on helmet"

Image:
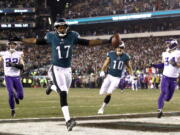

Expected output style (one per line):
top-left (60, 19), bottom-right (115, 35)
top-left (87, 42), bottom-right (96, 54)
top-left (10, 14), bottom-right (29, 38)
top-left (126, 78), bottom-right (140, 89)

top-left (117, 41), bottom-right (125, 49)
top-left (54, 18), bottom-right (69, 37)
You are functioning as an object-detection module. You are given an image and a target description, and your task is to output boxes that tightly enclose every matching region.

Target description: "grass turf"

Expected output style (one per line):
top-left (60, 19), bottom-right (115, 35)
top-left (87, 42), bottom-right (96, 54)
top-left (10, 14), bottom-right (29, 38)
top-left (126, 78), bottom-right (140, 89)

top-left (0, 88), bottom-right (180, 119)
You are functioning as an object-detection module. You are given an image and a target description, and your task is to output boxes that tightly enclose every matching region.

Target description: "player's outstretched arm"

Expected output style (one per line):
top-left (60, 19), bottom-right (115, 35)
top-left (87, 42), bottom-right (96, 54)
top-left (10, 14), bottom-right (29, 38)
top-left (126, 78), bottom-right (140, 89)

top-left (77, 33), bottom-right (120, 47)
top-left (77, 38), bottom-right (110, 47)
top-left (88, 33), bottom-right (120, 47)
top-left (126, 61), bottom-right (133, 75)
top-left (21, 37), bottom-right (47, 45)
top-left (22, 38), bottom-right (37, 44)
top-left (99, 57), bottom-right (110, 77)
top-left (101, 57), bottom-right (110, 71)
top-left (150, 63), bottom-right (164, 69)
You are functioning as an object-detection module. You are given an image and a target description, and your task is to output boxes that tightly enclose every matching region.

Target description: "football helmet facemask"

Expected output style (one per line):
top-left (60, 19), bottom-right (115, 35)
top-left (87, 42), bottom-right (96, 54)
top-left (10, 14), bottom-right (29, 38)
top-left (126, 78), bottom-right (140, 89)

top-left (116, 41), bottom-right (125, 55)
top-left (7, 41), bottom-right (18, 52)
top-left (165, 38), bottom-right (178, 51)
top-left (54, 18), bottom-right (69, 37)
top-left (117, 41), bottom-right (125, 49)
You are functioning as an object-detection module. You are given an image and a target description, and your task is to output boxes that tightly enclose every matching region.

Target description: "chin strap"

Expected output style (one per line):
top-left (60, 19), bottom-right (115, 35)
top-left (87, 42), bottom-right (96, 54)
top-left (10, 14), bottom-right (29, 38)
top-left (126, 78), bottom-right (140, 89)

top-left (57, 32), bottom-right (67, 37)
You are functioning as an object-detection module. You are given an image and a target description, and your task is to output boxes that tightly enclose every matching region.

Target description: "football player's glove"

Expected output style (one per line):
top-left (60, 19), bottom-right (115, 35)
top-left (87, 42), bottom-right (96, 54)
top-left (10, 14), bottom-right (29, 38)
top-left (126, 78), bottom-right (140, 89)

top-left (100, 71), bottom-right (105, 77)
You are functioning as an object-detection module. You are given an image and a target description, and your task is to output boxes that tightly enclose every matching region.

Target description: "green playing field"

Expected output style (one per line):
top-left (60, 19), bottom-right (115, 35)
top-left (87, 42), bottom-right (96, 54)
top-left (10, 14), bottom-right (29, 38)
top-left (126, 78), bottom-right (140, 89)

top-left (0, 88), bottom-right (180, 119)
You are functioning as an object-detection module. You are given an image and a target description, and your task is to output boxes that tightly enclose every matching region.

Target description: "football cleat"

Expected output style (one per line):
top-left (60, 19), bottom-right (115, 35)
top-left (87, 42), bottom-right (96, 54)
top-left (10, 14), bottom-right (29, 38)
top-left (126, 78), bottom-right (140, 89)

top-left (66, 119), bottom-right (77, 131)
top-left (46, 82), bottom-right (53, 95)
top-left (157, 111), bottom-right (163, 118)
top-left (11, 110), bottom-right (16, 118)
top-left (46, 85), bottom-right (52, 95)
top-left (14, 96), bottom-right (19, 105)
top-left (97, 108), bottom-right (104, 115)
top-left (13, 92), bottom-right (19, 104)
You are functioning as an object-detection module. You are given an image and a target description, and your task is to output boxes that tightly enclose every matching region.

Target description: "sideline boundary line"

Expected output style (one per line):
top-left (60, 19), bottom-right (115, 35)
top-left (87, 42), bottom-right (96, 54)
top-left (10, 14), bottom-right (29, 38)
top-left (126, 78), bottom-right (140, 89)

top-left (0, 111), bottom-right (180, 123)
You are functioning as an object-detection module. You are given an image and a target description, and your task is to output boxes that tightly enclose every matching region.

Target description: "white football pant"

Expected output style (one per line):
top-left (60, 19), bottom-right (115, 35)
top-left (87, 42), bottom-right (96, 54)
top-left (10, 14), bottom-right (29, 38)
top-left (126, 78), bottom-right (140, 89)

top-left (48, 65), bottom-right (72, 92)
top-left (99, 74), bottom-right (121, 95)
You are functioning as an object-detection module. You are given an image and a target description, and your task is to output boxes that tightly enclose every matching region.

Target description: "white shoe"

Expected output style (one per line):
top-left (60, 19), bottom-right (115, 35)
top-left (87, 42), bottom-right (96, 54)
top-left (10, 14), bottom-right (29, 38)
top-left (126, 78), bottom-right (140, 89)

top-left (97, 108), bottom-right (104, 115)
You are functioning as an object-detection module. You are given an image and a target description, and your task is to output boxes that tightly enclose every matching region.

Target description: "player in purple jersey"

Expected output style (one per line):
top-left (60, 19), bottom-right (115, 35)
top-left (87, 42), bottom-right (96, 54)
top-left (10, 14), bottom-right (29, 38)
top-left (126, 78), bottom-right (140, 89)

top-left (151, 39), bottom-right (180, 118)
top-left (0, 41), bottom-right (24, 117)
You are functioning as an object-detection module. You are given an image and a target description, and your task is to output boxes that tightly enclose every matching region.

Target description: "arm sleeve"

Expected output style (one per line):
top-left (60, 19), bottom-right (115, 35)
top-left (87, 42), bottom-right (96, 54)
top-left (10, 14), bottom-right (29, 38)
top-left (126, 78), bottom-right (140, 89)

top-left (77, 38), bottom-right (89, 46)
top-left (14, 64), bottom-right (24, 70)
top-left (151, 63), bottom-right (164, 69)
top-left (36, 38), bottom-right (47, 45)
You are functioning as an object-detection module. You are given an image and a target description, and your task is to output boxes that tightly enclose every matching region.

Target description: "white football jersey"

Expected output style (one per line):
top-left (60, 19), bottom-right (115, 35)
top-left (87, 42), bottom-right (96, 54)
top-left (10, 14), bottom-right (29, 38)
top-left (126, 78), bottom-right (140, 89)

top-left (162, 50), bottom-right (180, 78)
top-left (0, 51), bottom-right (23, 76)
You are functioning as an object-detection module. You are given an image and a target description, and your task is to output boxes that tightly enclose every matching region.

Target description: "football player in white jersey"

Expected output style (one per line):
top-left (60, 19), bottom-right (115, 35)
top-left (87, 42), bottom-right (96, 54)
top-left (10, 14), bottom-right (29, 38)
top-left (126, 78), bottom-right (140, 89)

top-left (151, 39), bottom-right (180, 118)
top-left (0, 41), bottom-right (24, 117)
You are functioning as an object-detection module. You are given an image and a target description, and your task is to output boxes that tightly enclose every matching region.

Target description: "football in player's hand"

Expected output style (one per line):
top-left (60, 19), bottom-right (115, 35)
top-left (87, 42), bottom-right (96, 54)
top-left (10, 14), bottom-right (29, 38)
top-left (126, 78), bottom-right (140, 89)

top-left (111, 33), bottom-right (121, 47)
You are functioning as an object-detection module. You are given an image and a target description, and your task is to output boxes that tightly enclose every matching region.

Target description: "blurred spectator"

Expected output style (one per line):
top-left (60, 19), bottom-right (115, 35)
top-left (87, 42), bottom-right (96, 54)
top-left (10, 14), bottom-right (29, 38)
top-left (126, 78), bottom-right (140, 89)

top-left (64, 0), bottom-right (180, 19)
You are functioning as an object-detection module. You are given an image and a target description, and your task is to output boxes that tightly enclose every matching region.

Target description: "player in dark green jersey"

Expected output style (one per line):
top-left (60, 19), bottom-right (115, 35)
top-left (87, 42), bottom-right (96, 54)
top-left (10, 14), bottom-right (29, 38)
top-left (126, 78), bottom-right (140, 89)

top-left (98, 41), bottom-right (133, 115)
top-left (21, 18), bottom-right (116, 131)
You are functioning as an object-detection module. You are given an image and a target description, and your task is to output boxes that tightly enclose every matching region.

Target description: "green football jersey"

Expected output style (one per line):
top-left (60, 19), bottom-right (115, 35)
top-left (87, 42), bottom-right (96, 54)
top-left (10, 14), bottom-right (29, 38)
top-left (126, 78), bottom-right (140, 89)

top-left (45, 31), bottom-right (79, 68)
top-left (108, 51), bottom-right (130, 77)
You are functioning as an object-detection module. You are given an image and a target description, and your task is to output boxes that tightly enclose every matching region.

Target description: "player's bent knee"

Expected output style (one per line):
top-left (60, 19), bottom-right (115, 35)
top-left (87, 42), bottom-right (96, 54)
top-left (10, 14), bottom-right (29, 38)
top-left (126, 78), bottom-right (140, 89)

top-left (60, 91), bottom-right (68, 107)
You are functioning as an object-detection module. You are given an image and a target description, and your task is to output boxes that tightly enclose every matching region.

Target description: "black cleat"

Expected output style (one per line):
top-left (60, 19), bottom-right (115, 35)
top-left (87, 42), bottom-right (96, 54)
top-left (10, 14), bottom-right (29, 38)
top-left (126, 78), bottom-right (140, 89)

top-left (46, 84), bottom-right (53, 95)
top-left (11, 110), bottom-right (16, 118)
top-left (13, 92), bottom-right (19, 104)
top-left (66, 119), bottom-right (77, 131)
top-left (157, 111), bottom-right (163, 118)
top-left (14, 96), bottom-right (19, 104)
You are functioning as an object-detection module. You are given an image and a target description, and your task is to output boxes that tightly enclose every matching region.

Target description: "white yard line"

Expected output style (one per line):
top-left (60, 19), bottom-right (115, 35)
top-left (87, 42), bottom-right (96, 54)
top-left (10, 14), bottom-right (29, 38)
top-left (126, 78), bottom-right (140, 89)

top-left (0, 116), bottom-right (180, 135)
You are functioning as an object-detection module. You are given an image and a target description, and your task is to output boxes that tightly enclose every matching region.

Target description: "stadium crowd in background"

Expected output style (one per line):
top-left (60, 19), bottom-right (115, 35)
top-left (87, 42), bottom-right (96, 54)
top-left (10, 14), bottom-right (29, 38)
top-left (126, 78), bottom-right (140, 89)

top-left (0, 0), bottom-right (35, 8)
top-left (0, 36), bottom-right (179, 91)
top-left (64, 0), bottom-right (180, 19)
top-left (0, 36), bottom-right (178, 78)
